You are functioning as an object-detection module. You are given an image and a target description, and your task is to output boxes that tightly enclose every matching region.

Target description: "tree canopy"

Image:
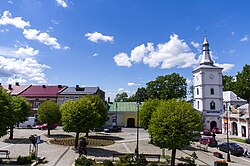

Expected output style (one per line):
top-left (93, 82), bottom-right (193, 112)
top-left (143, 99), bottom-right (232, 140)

top-left (0, 87), bottom-right (13, 137)
top-left (222, 75), bottom-right (235, 91)
top-left (61, 95), bottom-right (107, 148)
top-left (234, 64), bottom-right (250, 102)
top-left (139, 99), bottom-right (161, 130)
top-left (148, 99), bottom-right (202, 166)
top-left (114, 92), bottom-right (128, 102)
top-left (9, 96), bottom-right (31, 139)
top-left (37, 100), bottom-right (61, 136)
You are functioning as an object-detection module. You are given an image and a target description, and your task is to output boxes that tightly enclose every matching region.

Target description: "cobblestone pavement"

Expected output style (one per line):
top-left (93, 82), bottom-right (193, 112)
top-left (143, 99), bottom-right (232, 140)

top-left (1, 127), bottom-right (250, 166)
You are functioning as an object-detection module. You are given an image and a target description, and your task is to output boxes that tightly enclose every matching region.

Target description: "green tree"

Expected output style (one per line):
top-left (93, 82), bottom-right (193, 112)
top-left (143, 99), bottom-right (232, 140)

top-left (0, 87), bottom-right (13, 137)
top-left (114, 92), bottom-right (128, 102)
top-left (139, 99), bottom-right (161, 130)
top-left (222, 75), bottom-right (235, 91)
top-left (148, 99), bottom-right (202, 166)
top-left (37, 100), bottom-right (61, 136)
top-left (146, 73), bottom-right (187, 100)
top-left (61, 95), bottom-right (107, 148)
top-left (135, 87), bottom-right (148, 102)
top-left (9, 96), bottom-right (31, 139)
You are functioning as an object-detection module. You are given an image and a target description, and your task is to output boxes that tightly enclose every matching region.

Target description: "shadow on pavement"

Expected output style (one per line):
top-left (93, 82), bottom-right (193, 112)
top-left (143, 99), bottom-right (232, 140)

top-left (86, 147), bottom-right (120, 157)
top-left (3, 138), bottom-right (44, 144)
top-left (88, 135), bottom-right (124, 141)
top-left (46, 134), bottom-right (74, 138)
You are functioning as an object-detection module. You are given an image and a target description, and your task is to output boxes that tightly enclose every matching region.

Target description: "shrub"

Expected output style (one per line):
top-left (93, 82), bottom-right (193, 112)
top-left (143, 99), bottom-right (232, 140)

top-left (16, 156), bottom-right (32, 165)
top-left (30, 152), bottom-right (36, 160)
top-left (0, 158), bottom-right (3, 164)
top-left (103, 160), bottom-right (113, 166)
top-left (75, 156), bottom-right (93, 166)
top-left (134, 154), bottom-right (147, 166)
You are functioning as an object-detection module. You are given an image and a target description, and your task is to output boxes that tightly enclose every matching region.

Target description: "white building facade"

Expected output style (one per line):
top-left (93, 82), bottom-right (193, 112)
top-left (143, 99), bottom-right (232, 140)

top-left (193, 35), bottom-right (224, 130)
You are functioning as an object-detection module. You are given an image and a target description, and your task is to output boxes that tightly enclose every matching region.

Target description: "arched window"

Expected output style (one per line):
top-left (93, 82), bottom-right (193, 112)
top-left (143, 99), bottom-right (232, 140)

top-left (211, 88), bottom-right (214, 95)
top-left (210, 101), bottom-right (215, 110)
top-left (197, 88), bottom-right (199, 95)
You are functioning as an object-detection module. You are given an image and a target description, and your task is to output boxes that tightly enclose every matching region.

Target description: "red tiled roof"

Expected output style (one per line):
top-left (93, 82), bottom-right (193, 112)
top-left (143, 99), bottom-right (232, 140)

top-left (1, 84), bottom-right (31, 95)
top-left (20, 85), bottom-right (66, 97)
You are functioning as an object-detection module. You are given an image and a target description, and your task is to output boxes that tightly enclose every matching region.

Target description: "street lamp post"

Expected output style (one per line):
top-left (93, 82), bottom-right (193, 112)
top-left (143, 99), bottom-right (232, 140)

top-left (226, 102), bottom-right (231, 162)
top-left (135, 93), bottom-right (141, 159)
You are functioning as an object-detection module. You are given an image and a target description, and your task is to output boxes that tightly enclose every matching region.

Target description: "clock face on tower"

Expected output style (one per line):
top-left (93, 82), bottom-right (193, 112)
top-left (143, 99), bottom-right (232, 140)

top-left (209, 74), bottom-right (214, 79)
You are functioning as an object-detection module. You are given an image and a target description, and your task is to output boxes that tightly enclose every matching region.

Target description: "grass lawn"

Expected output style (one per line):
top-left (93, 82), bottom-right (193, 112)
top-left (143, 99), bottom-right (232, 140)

top-left (230, 138), bottom-right (246, 143)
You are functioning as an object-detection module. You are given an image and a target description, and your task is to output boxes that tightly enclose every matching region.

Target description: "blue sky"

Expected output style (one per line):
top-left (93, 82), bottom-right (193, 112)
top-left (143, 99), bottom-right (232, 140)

top-left (0, 0), bottom-right (249, 101)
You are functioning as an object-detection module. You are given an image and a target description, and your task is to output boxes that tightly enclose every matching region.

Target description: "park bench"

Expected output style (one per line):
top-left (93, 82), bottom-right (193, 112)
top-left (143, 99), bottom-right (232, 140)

top-left (112, 153), bottom-right (134, 161)
top-left (142, 154), bottom-right (161, 161)
top-left (197, 143), bottom-right (208, 151)
top-left (0, 149), bottom-right (10, 158)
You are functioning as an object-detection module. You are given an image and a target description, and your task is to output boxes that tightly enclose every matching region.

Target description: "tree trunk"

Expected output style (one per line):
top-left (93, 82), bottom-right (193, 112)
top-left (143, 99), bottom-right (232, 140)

top-left (171, 149), bottom-right (176, 166)
top-left (75, 132), bottom-right (80, 149)
top-left (48, 124), bottom-right (51, 136)
top-left (9, 126), bottom-right (14, 139)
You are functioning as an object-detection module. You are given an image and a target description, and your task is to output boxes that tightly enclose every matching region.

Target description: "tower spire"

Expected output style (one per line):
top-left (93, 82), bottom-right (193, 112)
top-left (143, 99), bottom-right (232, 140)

top-left (200, 33), bottom-right (214, 66)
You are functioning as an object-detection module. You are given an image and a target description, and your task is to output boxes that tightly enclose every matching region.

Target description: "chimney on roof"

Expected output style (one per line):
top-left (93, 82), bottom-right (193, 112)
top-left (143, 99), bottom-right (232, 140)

top-left (8, 84), bottom-right (12, 90)
top-left (15, 82), bottom-right (20, 86)
top-left (42, 85), bottom-right (46, 88)
top-left (58, 85), bottom-right (62, 88)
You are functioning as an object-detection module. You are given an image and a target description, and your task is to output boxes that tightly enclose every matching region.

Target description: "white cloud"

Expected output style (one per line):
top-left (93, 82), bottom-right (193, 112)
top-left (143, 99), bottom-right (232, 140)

top-left (23, 29), bottom-right (61, 49)
top-left (0, 56), bottom-right (50, 83)
top-left (190, 41), bottom-right (200, 49)
top-left (127, 82), bottom-right (141, 86)
top-left (63, 46), bottom-right (70, 50)
top-left (195, 26), bottom-right (201, 31)
top-left (0, 28), bottom-right (9, 32)
top-left (114, 34), bottom-right (198, 69)
top-left (51, 19), bottom-right (59, 25)
top-left (231, 32), bottom-right (235, 35)
top-left (7, 77), bottom-right (27, 84)
top-left (56, 0), bottom-right (68, 8)
top-left (93, 53), bottom-right (98, 57)
top-left (186, 78), bottom-right (192, 86)
top-left (113, 53), bottom-right (132, 67)
top-left (214, 63), bottom-right (234, 72)
top-left (15, 46), bottom-right (39, 57)
top-left (85, 32), bottom-right (114, 43)
top-left (240, 35), bottom-right (249, 42)
top-left (118, 88), bottom-right (124, 92)
top-left (7, 0), bottom-right (13, 4)
top-left (0, 11), bottom-right (30, 29)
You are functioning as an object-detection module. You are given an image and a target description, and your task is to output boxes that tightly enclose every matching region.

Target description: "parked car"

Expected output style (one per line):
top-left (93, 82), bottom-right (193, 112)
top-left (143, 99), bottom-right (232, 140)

top-left (104, 126), bottom-right (122, 132)
top-left (199, 137), bottom-right (218, 147)
top-left (203, 128), bottom-right (211, 135)
top-left (218, 142), bottom-right (244, 156)
top-left (93, 127), bottom-right (104, 132)
top-left (36, 124), bottom-right (57, 130)
top-left (192, 131), bottom-right (202, 142)
top-left (212, 127), bottom-right (222, 134)
top-left (246, 138), bottom-right (250, 144)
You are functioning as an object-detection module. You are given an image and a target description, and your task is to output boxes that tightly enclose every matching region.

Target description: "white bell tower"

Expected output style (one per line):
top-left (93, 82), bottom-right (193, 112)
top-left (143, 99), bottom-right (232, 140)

top-left (193, 35), bottom-right (223, 130)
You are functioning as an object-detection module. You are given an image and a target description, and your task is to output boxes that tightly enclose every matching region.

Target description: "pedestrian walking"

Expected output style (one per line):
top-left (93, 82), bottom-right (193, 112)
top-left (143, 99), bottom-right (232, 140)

top-left (212, 131), bottom-right (216, 140)
top-left (78, 137), bottom-right (88, 157)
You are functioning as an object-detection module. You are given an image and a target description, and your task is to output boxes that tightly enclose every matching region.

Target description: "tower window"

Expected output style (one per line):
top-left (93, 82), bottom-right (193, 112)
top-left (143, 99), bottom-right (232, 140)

top-left (211, 88), bottom-right (214, 95)
top-left (197, 88), bottom-right (199, 95)
top-left (197, 101), bottom-right (199, 109)
top-left (210, 101), bottom-right (215, 110)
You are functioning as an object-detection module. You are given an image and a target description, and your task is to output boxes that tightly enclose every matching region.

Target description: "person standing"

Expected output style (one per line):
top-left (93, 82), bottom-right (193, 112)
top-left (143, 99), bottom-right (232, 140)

top-left (78, 137), bottom-right (88, 156)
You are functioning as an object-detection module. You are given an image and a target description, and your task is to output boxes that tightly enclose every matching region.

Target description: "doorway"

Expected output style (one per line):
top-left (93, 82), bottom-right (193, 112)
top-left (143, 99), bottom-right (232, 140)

top-left (127, 118), bottom-right (135, 128)
top-left (210, 121), bottom-right (217, 130)
top-left (232, 122), bottom-right (238, 136)
top-left (242, 126), bottom-right (246, 137)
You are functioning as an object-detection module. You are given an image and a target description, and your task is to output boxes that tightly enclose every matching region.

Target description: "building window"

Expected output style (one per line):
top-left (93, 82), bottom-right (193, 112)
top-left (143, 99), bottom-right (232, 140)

top-left (74, 96), bottom-right (79, 99)
top-left (210, 101), bottom-right (215, 110)
top-left (197, 101), bottom-right (199, 109)
top-left (197, 88), bottom-right (199, 95)
top-left (210, 88), bottom-right (214, 95)
top-left (33, 102), bottom-right (40, 108)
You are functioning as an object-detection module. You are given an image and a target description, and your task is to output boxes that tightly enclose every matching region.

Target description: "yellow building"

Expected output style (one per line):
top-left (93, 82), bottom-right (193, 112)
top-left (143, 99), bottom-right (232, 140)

top-left (107, 102), bottom-right (140, 127)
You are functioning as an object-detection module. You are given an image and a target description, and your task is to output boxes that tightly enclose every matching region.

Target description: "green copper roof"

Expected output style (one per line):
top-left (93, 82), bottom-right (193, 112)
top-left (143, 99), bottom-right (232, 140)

top-left (109, 102), bottom-right (140, 112)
